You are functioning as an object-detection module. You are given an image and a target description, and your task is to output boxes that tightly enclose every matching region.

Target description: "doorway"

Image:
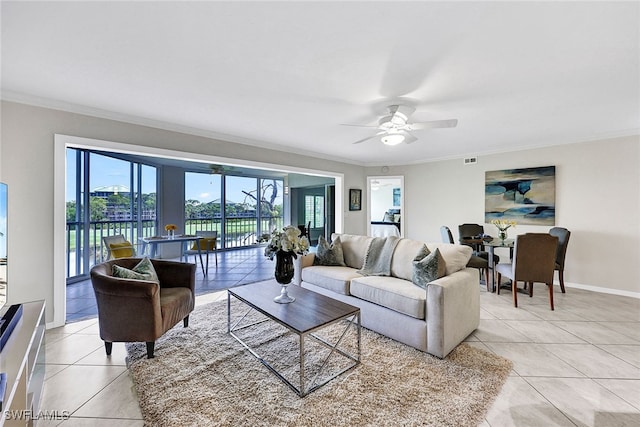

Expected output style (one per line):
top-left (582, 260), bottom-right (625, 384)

top-left (367, 176), bottom-right (404, 237)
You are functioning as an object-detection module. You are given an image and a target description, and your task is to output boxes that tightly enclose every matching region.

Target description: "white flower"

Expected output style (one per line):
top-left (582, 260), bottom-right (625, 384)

top-left (491, 219), bottom-right (517, 231)
top-left (261, 225), bottom-right (310, 260)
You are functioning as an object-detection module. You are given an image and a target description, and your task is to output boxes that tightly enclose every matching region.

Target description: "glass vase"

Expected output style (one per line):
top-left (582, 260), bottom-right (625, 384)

top-left (274, 251), bottom-right (295, 303)
top-left (498, 230), bottom-right (507, 242)
top-left (167, 229), bottom-right (175, 239)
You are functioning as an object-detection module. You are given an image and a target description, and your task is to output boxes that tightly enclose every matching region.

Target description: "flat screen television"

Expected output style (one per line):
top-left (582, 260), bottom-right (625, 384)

top-left (0, 182), bottom-right (7, 311)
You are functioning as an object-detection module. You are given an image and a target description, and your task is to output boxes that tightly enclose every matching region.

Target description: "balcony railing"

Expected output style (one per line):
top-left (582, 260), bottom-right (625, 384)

top-left (67, 216), bottom-right (284, 280)
top-left (185, 216), bottom-right (283, 249)
top-left (66, 219), bottom-right (156, 279)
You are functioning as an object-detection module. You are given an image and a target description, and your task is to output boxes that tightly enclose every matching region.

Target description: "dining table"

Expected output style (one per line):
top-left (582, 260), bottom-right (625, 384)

top-left (140, 235), bottom-right (206, 274)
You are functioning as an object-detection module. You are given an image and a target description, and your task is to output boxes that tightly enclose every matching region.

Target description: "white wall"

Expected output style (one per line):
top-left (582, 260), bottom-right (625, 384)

top-left (369, 135), bottom-right (640, 295)
top-left (0, 101), bottom-right (367, 324)
top-left (1, 99), bottom-right (637, 326)
top-left (159, 166), bottom-right (186, 258)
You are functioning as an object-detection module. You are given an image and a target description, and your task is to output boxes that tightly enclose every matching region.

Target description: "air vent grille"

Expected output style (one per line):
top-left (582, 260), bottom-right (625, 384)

top-left (463, 157), bottom-right (478, 165)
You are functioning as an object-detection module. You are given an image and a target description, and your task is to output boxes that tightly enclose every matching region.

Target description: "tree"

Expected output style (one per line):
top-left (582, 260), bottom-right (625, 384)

top-left (89, 197), bottom-right (107, 221)
top-left (185, 199), bottom-right (202, 219)
top-left (66, 200), bottom-right (77, 222)
top-left (243, 179), bottom-right (283, 232)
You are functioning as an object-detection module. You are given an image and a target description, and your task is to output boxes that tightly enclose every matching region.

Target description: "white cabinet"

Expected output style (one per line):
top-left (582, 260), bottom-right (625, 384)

top-left (0, 301), bottom-right (45, 426)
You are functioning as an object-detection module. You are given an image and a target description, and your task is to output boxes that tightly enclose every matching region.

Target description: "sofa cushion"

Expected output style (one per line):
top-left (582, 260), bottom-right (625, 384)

top-left (390, 238), bottom-right (428, 281)
top-left (426, 243), bottom-right (473, 275)
top-left (391, 238), bottom-right (472, 279)
top-left (313, 235), bottom-right (346, 266)
top-left (412, 246), bottom-right (446, 289)
top-left (350, 276), bottom-right (426, 320)
top-left (331, 233), bottom-right (374, 269)
top-left (301, 266), bottom-right (361, 295)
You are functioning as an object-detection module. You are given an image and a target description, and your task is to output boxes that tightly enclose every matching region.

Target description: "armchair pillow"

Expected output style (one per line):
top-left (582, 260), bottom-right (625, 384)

top-left (112, 257), bottom-right (159, 283)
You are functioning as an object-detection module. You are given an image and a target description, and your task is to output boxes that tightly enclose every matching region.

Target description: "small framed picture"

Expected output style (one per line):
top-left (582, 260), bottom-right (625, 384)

top-left (349, 189), bottom-right (362, 211)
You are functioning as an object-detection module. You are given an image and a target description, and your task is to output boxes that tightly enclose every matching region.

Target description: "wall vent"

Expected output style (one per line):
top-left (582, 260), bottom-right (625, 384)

top-left (463, 157), bottom-right (478, 165)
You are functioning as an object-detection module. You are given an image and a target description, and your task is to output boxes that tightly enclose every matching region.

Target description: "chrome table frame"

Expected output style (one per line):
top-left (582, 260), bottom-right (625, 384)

top-left (486, 238), bottom-right (515, 292)
top-left (227, 288), bottom-right (361, 397)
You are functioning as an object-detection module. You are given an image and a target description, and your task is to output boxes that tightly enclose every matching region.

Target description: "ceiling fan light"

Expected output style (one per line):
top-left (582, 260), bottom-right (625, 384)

top-left (381, 134), bottom-right (405, 146)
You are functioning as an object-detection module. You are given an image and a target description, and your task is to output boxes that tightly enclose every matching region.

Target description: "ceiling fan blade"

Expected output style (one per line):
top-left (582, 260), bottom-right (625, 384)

top-left (402, 130), bottom-right (418, 144)
top-left (352, 131), bottom-right (386, 145)
top-left (410, 119), bottom-right (458, 130)
top-left (387, 104), bottom-right (415, 125)
top-left (340, 123), bottom-right (379, 128)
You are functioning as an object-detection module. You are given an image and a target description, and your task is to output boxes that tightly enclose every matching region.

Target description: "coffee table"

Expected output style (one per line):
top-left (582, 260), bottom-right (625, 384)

top-left (227, 281), bottom-right (361, 397)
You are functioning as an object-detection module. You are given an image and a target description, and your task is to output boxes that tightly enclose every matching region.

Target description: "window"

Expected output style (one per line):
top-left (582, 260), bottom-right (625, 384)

top-left (65, 148), bottom-right (157, 280)
top-left (185, 172), bottom-right (283, 249)
top-left (305, 195), bottom-right (324, 228)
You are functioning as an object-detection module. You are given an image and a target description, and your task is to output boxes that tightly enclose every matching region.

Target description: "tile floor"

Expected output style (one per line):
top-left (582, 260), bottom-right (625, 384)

top-left (66, 246), bottom-right (274, 322)
top-left (43, 271), bottom-right (639, 426)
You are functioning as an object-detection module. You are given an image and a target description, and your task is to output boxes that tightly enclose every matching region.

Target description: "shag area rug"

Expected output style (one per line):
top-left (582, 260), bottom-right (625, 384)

top-left (126, 299), bottom-right (512, 427)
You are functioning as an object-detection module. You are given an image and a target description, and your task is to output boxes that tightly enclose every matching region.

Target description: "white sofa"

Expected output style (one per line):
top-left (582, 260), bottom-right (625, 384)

top-left (294, 234), bottom-right (480, 358)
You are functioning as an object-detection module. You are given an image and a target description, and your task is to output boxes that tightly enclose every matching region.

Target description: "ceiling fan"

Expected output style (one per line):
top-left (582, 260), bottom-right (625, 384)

top-left (344, 105), bottom-right (458, 146)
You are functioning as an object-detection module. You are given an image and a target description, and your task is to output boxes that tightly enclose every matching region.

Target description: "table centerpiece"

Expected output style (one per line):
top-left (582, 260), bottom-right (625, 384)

top-left (261, 226), bottom-right (310, 303)
top-left (491, 219), bottom-right (516, 243)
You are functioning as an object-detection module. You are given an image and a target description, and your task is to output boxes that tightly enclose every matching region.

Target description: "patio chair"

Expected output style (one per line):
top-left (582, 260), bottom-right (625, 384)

top-left (102, 234), bottom-right (136, 260)
top-left (183, 230), bottom-right (218, 272)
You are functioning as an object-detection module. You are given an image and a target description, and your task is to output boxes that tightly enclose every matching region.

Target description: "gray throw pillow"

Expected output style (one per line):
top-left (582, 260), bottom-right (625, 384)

top-left (313, 235), bottom-right (347, 266)
top-left (412, 245), bottom-right (446, 289)
top-left (112, 257), bottom-right (160, 283)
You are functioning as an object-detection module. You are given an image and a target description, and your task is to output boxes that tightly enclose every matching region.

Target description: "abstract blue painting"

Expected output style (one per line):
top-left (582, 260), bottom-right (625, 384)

top-left (485, 166), bottom-right (555, 226)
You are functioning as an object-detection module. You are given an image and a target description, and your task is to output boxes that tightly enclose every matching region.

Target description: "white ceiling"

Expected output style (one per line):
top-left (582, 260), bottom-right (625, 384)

top-left (2, 1), bottom-right (638, 166)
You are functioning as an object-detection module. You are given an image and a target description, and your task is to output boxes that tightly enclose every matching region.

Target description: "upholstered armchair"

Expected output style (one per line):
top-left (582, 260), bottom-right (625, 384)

top-left (90, 258), bottom-right (196, 358)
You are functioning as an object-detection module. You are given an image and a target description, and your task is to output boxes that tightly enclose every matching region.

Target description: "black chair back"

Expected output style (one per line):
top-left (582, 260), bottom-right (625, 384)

top-left (458, 223), bottom-right (484, 242)
top-left (440, 226), bottom-right (454, 244)
top-left (549, 227), bottom-right (571, 268)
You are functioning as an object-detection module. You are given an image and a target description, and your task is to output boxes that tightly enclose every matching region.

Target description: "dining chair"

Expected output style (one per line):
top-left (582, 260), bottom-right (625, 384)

top-left (458, 223), bottom-right (485, 252)
top-left (496, 233), bottom-right (558, 310)
top-left (549, 227), bottom-right (571, 293)
top-left (102, 234), bottom-right (136, 261)
top-left (183, 230), bottom-right (218, 272)
top-left (441, 226), bottom-right (491, 289)
top-left (297, 223), bottom-right (309, 239)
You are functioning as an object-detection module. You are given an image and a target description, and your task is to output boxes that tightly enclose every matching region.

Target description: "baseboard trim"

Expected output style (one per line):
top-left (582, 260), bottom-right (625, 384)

top-left (561, 281), bottom-right (640, 299)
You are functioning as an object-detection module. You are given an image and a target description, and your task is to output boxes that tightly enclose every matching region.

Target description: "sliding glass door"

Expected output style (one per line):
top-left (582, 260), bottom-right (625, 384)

top-left (66, 149), bottom-right (157, 281)
top-left (185, 172), bottom-right (283, 250)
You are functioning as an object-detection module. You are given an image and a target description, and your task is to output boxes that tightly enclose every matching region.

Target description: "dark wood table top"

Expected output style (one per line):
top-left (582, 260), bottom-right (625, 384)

top-left (229, 281), bottom-right (359, 334)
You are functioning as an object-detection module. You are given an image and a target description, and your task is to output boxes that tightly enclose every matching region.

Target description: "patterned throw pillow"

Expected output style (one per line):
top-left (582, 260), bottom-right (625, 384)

top-left (112, 257), bottom-right (160, 284)
top-left (313, 236), bottom-right (347, 266)
top-left (412, 245), bottom-right (446, 289)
